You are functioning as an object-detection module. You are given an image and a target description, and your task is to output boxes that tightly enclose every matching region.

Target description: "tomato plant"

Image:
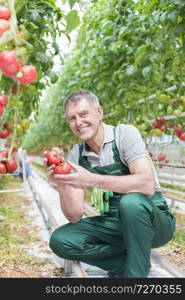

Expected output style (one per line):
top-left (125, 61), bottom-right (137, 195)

top-left (0, 0), bottom-right (81, 159)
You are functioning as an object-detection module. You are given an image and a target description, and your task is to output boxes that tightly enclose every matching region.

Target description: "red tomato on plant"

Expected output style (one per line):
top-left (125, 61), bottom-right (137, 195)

top-left (45, 150), bottom-right (64, 166)
top-left (149, 151), bottom-right (153, 158)
top-left (174, 125), bottom-right (183, 137)
top-left (16, 65), bottom-right (37, 85)
top-left (159, 117), bottom-right (166, 124)
top-left (0, 19), bottom-right (10, 36)
top-left (0, 162), bottom-right (6, 174)
top-left (54, 161), bottom-right (71, 174)
top-left (12, 147), bottom-right (18, 154)
top-left (0, 128), bottom-right (10, 139)
top-left (179, 133), bottom-right (185, 141)
top-left (160, 125), bottom-right (166, 132)
top-left (0, 105), bottom-right (3, 117)
top-left (158, 154), bottom-right (166, 161)
top-left (0, 93), bottom-right (8, 107)
top-left (152, 120), bottom-right (159, 128)
top-left (168, 121), bottom-right (174, 128)
top-left (0, 5), bottom-right (11, 20)
top-left (5, 158), bottom-right (17, 173)
top-left (0, 150), bottom-right (8, 161)
top-left (0, 50), bottom-right (22, 77)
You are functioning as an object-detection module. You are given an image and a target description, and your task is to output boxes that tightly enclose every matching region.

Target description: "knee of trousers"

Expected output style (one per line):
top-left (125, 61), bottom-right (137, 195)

top-left (119, 193), bottom-right (149, 221)
top-left (49, 226), bottom-right (72, 259)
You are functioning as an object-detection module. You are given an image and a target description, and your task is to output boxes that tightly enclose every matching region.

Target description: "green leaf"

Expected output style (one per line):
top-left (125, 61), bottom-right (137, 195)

top-left (149, 53), bottom-right (158, 62)
top-left (126, 65), bottom-right (137, 76)
top-left (142, 66), bottom-right (152, 77)
top-left (66, 10), bottom-right (80, 34)
top-left (68, 0), bottom-right (76, 9)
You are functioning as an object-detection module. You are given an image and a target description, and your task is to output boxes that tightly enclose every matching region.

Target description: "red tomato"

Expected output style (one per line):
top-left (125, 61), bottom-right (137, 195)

top-left (179, 133), bottom-right (185, 141)
top-left (0, 162), bottom-right (6, 174)
top-left (54, 161), bottom-right (71, 174)
top-left (45, 150), bottom-right (64, 166)
top-left (0, 93), bottom-right (8, 107)
top-left (0, 19), bottom-right (10, 36)
top-left (160, 125), bottom-right (166, 132)
top-left (16, 65), bottom-right (37, 85)
top-left (149, 151), bottom-right (153, 158)
top-left (0, 5), bottom-right (11, 20)
top-left (168, 121), bottom-right (174, 128)
top-left (0, 128), bottom-right (10, 139)
top-left (0, 150), bottom-right (8, 161)
top-left (0, 50), bottom-right (22, 77)
top-left (12, 147), bottom-right (18, 153)
top-left (0, 105), bottom-right (3, 116)
top-left (158, 154), bottom-right (166, 161)
top-left (159, 117), bottom-right (166, 124)
top-left (174, 125), bottom-right (183, 137)
top-left (5, 157), bottom-right (17, 173)
top-left (152, 120), bottom-right (159, 128)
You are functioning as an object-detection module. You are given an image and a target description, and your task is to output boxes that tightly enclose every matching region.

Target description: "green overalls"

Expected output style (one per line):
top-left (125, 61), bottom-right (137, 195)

top-left (49, 128), bottom-right (176, 277)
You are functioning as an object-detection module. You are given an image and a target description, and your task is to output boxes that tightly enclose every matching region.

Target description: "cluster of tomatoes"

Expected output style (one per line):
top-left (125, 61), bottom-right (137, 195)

top-left (152, 117), bottom-right (185, 141)
top-left (0, 49), bottom-right (37, 85)
top-left (149, 151), bottom-right (170, 167)
top-left (0, 93), bottom-right (12, 141)
top-left (44, 150), bottom-right (71, 174)
top-left (0, 150), bottom-right (18, 174)
top-left (0, 92), bottom-right (8, 122)
top-left (0, 4), bottom-right (10, 37)
top-left (0, 5), bottom-right (37, 85)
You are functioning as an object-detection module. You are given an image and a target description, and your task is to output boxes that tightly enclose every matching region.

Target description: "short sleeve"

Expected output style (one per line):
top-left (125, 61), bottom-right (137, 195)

top-left (116, 124), bottom-right (149, 166)
top-left (67, 144), bottom-right (80, 165)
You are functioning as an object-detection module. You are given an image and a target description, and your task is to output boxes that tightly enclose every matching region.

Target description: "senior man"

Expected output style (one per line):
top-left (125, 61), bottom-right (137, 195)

top-left (47, 89), bottom-right (175, 278)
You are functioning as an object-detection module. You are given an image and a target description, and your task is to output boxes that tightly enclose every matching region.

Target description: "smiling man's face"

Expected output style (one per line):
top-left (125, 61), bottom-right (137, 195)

top-left (65, 97), bottom-right (103, 141)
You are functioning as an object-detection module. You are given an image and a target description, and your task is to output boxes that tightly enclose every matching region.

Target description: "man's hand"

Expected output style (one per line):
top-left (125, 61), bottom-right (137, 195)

top-left (44, 158), bottom-right (58, 185)
top-left (53, 161), bottom-right (93, 189)
top-left (46, 164), bottom-right (57, 184)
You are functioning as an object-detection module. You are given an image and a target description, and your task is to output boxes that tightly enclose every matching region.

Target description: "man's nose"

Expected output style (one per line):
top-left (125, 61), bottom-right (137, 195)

top-left (75, 116), bottom-right (82, 126)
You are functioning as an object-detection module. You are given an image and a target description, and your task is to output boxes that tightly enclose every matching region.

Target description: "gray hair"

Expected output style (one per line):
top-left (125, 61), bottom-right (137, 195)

top-left (64, 89), bottom-right (100, 112)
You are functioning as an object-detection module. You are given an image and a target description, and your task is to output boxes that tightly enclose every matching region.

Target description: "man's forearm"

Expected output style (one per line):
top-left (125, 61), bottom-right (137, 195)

top-left (91, 173), bottom-right (155, 196)
top-left (57, 184), bottom-right (84, 223)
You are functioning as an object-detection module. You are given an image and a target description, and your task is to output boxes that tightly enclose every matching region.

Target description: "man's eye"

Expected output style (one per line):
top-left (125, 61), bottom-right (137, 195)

top-left (69, 117), bottom-right (75, 122)
top-left (81, 113), bottom-right (88, 117)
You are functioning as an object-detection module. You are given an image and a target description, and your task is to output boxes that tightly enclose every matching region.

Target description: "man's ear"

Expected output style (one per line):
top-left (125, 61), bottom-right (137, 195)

top-left (97, 106), bottom-right (104, 119)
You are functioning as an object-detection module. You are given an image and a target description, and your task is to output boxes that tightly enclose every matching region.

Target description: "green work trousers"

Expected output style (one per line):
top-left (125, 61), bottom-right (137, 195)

top-left (49, 192), bottom-right (176, 278)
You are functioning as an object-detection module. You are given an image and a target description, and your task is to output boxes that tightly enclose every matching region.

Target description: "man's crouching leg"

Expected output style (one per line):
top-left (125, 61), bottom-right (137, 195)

top-left (118, 192), bottom-right (155, 278)
top-left (49, 222), bottom-right (84, 260)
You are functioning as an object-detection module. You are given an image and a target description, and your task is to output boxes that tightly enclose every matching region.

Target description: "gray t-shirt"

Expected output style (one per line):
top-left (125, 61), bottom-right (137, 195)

top-left (68, 123), bottom-right (161, 191)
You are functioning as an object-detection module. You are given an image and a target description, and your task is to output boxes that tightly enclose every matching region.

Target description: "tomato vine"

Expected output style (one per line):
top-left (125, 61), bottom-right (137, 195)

top-left (20, 0), bottom-right (185, 153)
top-left (0, 0), bottom-right (81, 168)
